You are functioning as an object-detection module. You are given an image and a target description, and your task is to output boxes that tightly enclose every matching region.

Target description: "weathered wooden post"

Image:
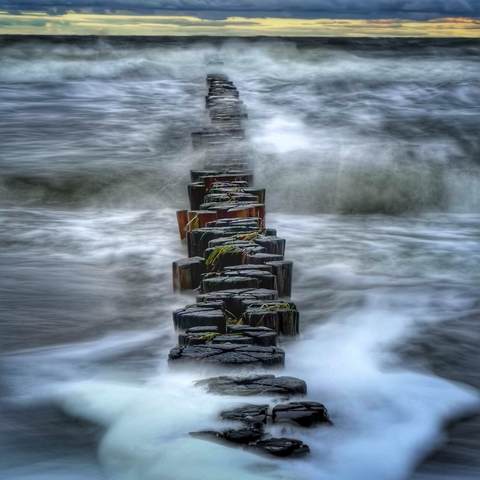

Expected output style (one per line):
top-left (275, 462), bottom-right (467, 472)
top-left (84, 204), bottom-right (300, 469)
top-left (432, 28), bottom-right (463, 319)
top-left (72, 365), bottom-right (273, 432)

top-left (266, 260), bottom-right (293, 298)
top-left (176, 210), bottom-right (188, 240)
top-left (172, 257), bottom-right (206, 292)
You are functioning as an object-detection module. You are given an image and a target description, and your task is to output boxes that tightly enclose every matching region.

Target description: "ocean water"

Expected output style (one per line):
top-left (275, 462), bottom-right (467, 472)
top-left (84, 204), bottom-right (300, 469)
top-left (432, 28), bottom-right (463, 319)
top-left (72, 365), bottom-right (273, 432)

top-left (0, 36), bottom-right (478, 480)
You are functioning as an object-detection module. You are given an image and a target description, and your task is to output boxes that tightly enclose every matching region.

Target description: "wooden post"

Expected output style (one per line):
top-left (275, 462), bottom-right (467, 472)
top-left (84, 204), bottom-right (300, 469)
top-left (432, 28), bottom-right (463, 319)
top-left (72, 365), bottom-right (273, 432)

top-left (253, 236), bottom-right (286, 256)
top-left (266, 260), bottom-right (293, 298)
top-left (172, 257), bottom-right (206, 292)
top-left (246, 253), bottom-right (284, 264)
top-left (201, 275), bottom-right (259, 294)
top-left (188, 183), bottom-right (206, 210)
top-left (197, 211), bottom-right (217, 228)
top-left (176, 210), bottom-right (188, 240)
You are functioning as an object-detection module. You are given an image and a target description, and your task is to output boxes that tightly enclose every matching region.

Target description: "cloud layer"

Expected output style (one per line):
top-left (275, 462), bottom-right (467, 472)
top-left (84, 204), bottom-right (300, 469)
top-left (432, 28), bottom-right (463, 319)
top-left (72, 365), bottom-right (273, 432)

top-left (0, 11), bottom-right (478, 36)
top-left (3, 0), bottom-right (479, 20)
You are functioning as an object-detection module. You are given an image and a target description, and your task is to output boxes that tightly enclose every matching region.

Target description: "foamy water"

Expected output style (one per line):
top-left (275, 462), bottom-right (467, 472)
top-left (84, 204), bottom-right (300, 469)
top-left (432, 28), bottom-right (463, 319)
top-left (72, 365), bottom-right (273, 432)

top-left (0, 36), bottom-right (478, 480)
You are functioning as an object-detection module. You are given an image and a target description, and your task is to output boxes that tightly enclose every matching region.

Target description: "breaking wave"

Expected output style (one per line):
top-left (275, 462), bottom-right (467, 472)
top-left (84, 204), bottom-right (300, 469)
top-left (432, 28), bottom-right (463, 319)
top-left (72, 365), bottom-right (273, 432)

top-left (1, 36), bottom-right (478, 213)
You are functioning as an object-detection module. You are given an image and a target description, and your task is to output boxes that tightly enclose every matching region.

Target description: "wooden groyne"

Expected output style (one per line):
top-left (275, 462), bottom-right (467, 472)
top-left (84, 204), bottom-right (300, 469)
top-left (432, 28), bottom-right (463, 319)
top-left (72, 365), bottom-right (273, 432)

top-left (170, 74), bottom-right (332, 458)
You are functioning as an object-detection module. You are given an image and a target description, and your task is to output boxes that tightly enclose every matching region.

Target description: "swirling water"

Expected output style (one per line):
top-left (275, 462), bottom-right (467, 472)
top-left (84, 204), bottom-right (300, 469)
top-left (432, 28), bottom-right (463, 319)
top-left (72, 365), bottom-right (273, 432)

top-left (0, 36), bottom-right (478, 480)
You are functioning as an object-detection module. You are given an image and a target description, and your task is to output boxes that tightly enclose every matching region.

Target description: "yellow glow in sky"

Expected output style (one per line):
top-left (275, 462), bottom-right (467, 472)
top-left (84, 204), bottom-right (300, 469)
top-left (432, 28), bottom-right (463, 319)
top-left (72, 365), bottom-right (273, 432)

top-left (0, 12), bottom-right (479, 37)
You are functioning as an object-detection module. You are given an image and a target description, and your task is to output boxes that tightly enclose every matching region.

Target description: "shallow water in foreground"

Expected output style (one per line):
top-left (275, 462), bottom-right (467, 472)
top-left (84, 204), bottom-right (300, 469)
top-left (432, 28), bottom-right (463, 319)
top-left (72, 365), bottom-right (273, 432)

top-left (0, 36), bottom-right (479, 480)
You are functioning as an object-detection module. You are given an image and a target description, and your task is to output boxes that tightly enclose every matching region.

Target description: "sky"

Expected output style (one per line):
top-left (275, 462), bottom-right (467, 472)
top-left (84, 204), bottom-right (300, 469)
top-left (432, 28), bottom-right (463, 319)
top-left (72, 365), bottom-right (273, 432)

top-left (0, 0), bottom-right (479, 36)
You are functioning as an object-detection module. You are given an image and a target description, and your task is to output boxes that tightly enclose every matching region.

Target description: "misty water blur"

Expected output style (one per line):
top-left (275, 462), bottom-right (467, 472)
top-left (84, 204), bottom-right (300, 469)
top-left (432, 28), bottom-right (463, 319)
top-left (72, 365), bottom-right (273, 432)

top-left (0, 36), bottom-right (478, 480)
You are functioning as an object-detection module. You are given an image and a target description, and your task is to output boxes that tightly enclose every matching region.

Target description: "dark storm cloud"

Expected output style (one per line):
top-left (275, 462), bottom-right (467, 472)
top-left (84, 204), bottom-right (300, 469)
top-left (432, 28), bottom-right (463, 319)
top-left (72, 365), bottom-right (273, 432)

top-left (1, 0), bottom-right (479, 19)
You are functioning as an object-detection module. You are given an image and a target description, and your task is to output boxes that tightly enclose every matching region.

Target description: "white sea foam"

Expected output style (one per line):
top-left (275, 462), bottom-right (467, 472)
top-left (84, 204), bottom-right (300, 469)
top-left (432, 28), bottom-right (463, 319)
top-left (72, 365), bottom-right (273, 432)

top-left (23, 314), bottom-right (477, 480)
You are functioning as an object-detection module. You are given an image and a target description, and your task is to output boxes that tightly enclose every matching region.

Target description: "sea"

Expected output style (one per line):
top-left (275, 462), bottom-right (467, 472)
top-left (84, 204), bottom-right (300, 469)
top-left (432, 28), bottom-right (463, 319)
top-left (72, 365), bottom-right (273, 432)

top-left (0, 35), bottom-right (478, 480)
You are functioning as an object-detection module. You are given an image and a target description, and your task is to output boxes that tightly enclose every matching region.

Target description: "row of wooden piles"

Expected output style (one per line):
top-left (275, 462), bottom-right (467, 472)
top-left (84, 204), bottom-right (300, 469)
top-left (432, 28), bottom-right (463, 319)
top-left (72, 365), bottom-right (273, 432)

top-left (168, 74), bottom-right (332, 458)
